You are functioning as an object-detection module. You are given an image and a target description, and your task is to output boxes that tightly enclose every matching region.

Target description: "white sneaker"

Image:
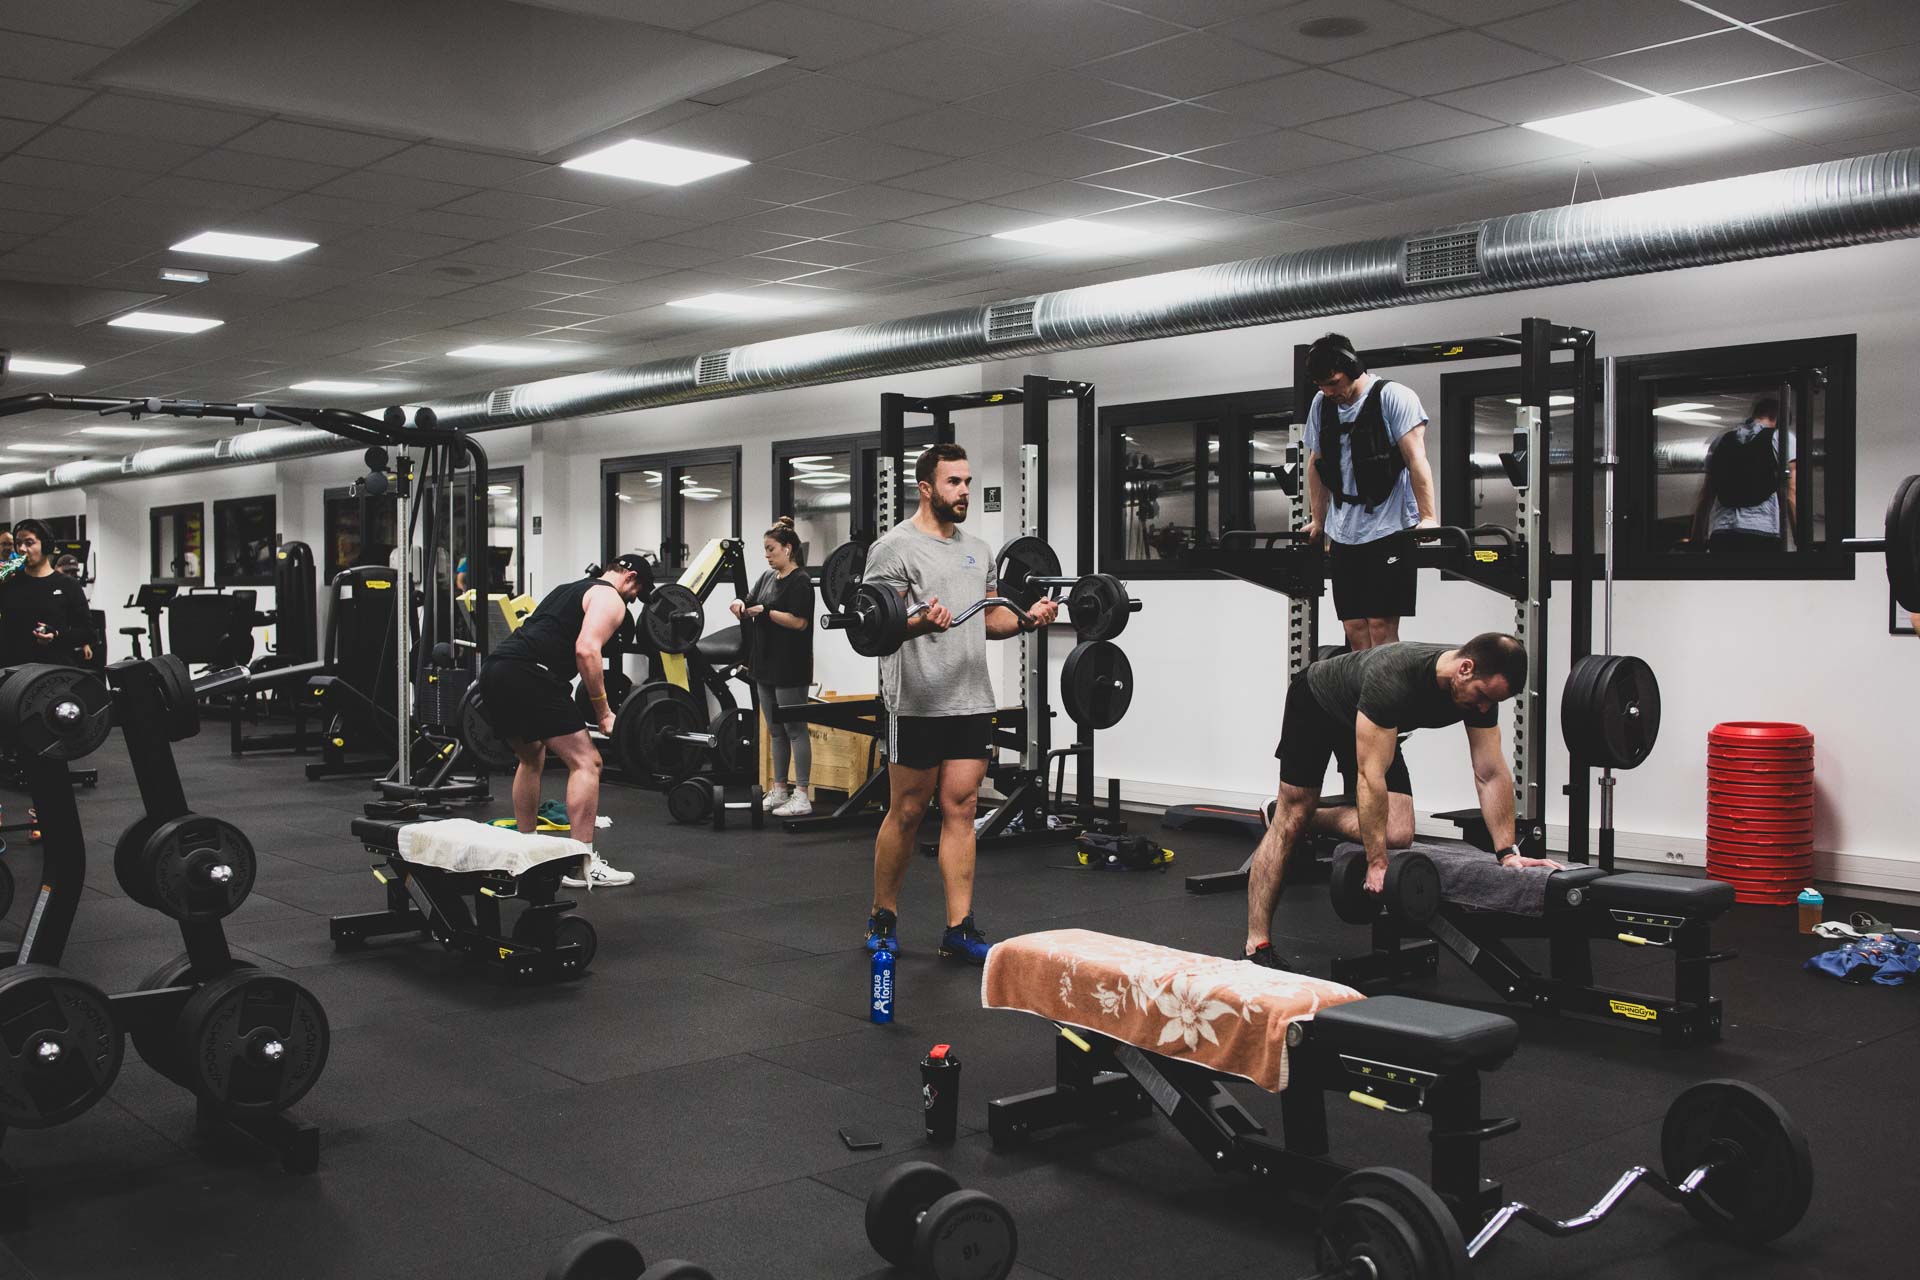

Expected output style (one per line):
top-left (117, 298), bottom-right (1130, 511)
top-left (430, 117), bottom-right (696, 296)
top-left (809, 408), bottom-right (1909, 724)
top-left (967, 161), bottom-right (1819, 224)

top-left (563, 854), bottom-right (635, 889)
top-left (763, 786), bottom-right (790, 811)
top-left (774, 793), bottom-right (813, 818)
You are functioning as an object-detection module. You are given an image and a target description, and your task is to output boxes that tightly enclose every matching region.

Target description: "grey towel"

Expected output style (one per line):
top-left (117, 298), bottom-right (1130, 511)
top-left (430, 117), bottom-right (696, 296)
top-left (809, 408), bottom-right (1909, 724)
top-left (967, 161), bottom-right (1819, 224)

top-left (1336, 838), bottom-right (1550, 917)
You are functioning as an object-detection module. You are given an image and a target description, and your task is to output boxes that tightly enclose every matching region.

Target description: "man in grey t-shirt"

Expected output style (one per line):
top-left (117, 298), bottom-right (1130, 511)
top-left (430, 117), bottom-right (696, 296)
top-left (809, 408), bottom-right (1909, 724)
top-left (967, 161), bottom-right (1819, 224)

top-left (858, 443), bottom-right (1059, 965)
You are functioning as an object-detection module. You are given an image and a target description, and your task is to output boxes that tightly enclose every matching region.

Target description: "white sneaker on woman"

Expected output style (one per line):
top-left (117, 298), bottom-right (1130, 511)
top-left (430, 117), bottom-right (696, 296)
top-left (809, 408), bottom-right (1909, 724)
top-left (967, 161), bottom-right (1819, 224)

top-left (763, 785), bottom-right (790, 811)
top-left (562, 854), bottom-right (634, 889)
top-left (774, 792), bottom-right (813, 818)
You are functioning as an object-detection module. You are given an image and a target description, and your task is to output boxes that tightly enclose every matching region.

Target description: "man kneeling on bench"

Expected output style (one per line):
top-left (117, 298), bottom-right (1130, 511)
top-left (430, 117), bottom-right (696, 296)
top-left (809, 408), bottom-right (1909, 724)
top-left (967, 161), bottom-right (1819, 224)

top-left (1247, 633), bottom-right (1561, 969)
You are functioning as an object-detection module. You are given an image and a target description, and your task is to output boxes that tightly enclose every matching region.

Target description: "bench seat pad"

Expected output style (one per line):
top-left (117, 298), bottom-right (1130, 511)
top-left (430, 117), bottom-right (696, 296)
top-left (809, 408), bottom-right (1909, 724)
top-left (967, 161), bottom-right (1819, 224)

top-left (983, 929), bottom-right (1364, 1092)
top-left (1587, 872), bottom-right (1734, 918)
top-left (353, 817), bottom-right (583, 877)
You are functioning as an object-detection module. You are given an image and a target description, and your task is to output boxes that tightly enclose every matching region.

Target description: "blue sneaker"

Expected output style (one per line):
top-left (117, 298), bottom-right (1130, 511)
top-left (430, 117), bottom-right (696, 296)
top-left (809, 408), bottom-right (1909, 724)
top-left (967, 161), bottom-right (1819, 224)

top-left (938, 914), bottom-right (992, 964)
top-left (865, 907), bottom-right (898, 953)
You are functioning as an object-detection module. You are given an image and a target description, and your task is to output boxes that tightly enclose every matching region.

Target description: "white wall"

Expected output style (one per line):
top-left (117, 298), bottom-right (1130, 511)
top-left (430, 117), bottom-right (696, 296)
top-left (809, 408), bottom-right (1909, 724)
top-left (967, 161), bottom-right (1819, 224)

top-left (39, 238), bottom-right (1920, 891)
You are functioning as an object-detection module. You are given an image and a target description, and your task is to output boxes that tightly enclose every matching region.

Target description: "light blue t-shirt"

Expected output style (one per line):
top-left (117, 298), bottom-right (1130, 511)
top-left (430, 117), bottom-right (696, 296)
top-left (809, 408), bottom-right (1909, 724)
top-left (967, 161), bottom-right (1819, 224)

top-left (1302, 377), bottom-right (1428, 547)
top-left (1706, 421), bottom-right (1795, 537)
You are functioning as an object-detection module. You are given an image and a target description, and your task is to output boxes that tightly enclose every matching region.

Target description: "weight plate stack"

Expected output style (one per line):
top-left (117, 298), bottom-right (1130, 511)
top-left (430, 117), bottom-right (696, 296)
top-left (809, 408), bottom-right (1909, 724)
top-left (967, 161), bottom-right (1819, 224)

top-left (1066, 574), bottom-right (1131, 642)
top-left (172, 970), bottom-right (330, 1117)
top-left (1561, 653), bottom-right (1661, 769)
top-left (1705, 722), bottom-right (1814, 903)
top-left (992, 537), bottom-right (1061, 611)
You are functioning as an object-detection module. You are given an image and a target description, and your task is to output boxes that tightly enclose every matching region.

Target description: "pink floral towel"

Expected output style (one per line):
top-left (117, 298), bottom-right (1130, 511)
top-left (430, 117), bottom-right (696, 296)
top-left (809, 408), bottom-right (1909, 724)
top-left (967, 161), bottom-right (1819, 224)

top-left (982, 929), bottom-right (1366, 1092)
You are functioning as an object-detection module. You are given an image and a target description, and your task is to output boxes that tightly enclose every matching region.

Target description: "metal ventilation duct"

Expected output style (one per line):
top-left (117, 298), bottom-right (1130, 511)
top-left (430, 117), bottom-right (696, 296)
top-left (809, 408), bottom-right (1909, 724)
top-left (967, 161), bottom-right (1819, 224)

top-left (8, 147), bottom-right (1920, 497)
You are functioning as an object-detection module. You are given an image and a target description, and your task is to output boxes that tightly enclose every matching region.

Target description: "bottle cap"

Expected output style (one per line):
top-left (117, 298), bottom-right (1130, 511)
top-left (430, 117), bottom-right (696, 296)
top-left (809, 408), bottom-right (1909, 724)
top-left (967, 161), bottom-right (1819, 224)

top-left (1797, 887), bottom-right (1823, 904)
top-left (925, 1043), bottom-right (956, 1064)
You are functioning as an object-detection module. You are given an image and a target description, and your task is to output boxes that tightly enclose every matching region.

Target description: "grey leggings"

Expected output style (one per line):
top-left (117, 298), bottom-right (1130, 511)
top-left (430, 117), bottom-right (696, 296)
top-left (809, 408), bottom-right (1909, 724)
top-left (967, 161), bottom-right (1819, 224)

top-left (757, 683), bottom-right (811, 787)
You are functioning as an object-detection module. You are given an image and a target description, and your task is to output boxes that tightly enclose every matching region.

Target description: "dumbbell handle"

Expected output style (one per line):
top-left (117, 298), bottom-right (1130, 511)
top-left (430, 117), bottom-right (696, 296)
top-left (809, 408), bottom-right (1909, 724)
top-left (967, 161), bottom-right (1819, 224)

top-left (670, 730), bottom-right (718, 749)
top-left (1843, 536), bottom-right (1887, 552)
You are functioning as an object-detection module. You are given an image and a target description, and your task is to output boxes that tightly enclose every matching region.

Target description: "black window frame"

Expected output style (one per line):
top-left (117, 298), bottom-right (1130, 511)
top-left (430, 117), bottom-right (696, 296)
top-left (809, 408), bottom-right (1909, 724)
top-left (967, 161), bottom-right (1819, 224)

top-left (1617, 334), bottom-right (1855, 582)
top-left (212, 494), bottom-right (279, 588)
top-left (772, 427), bottom-right (938, 549)
top-left (149, 501), bottom-right (205, 586)
top-left (1096, 388), bottom-right (1296, 580)
top-left (437, 463), bottom-right (526, 595)
top-left (602, 446), bottom-right (742, 571)
top-left (321, 482), bottom-right (401, 583)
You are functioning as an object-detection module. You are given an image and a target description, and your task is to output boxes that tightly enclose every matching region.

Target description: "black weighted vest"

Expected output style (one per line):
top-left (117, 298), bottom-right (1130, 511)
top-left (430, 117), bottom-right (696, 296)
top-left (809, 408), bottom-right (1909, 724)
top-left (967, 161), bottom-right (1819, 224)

top-left (1314, 378), bottom-right (1405, 511)
top-left (1706, 425), bottom-right (1785, 509)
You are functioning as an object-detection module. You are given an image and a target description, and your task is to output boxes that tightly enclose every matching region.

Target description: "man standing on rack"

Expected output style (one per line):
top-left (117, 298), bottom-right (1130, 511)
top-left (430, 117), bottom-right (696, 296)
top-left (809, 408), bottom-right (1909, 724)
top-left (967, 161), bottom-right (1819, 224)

top-left (860, 443), bottom-right (1058, 963)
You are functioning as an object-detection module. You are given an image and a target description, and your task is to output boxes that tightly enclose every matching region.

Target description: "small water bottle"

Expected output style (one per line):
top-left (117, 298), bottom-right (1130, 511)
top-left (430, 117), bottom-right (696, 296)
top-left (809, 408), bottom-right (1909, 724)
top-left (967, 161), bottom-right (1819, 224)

top-left (921, 1043), bottom-right (960, 1144)
top-left (869, 946), bottom-right (895, 1024)
top-left (1796, 887), bottom-right (1824, 935)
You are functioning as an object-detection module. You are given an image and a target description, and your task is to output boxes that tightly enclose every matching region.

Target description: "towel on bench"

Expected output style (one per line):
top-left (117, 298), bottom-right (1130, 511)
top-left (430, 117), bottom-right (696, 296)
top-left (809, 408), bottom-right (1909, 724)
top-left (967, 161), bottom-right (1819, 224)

top-left (983, 929), bottom-right (1364, 1092)
top-left (396, 818), bottom-right (583, 877)
top-left (1339, 839), bottom-right (1550, 917)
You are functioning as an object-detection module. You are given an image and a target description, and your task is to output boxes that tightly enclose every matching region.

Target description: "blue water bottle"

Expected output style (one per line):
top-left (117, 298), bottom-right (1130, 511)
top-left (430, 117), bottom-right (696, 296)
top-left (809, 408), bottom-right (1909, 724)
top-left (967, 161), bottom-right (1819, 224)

top-left (870, 946), bottom-right (895, 1024)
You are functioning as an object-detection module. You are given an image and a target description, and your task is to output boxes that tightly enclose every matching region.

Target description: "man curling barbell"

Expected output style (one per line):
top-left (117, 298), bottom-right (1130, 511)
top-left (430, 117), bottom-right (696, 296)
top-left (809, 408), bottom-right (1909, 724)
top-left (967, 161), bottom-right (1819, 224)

top-left (475, 554), bottom-right (651, 889)
top-left (1243, 633), bottom-right (1561, 970)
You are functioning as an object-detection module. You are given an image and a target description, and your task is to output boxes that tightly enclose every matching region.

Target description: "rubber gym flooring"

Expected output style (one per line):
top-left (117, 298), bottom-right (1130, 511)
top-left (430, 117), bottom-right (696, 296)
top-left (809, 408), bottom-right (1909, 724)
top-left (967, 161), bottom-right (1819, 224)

top-left (0, 729), bottom-right (1911, 1280)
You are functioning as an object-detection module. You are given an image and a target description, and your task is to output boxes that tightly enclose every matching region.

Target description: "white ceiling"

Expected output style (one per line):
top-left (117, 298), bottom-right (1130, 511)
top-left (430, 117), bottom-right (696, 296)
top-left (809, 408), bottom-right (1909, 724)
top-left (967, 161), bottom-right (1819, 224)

top-left (3, 0), bottom-right (1920, 458)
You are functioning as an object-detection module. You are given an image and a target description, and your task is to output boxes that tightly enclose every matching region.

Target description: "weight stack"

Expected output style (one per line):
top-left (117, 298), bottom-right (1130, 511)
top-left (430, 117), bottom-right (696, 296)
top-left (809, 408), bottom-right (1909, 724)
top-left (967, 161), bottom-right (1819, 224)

top-left (1705, 722), bottom-right (1814, 905)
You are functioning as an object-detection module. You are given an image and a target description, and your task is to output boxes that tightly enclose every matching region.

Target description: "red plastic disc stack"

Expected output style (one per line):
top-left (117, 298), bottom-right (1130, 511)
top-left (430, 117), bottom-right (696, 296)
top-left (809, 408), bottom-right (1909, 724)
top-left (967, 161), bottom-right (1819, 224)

top-left (1706, 722), bottom-right (1814, 904)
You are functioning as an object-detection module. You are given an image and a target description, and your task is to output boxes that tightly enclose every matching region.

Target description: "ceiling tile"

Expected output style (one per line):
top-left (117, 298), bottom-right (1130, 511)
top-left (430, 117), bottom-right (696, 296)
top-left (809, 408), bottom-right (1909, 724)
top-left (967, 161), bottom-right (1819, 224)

top-left (1217, 1), bottom-right (1453, 65)
top-left (548, 206), bottom-right (701, 243)
top-left (769, 137), bottom-right (947, 182)
top-left (1305, 99), bottom-right (1504, 150)
top-left (626, 187), bottom-right (780, 223)
top-left (949, 0), bottom-right (1184, 65)
top-left (0, 32), bottom-right (113, 82)
top-left (827, 220), bottom-right (973, 249)
top-left (902, 201), bottom-right (1055, 234)
top-left (1395, 0), bottom-right (1562, 18)
top-left (728, 74), bottom-right (935, 133)
top-left (863, 106), bottom-right (1049, 157)
top-left (0, 207), bottom-right (60, 236)
top-left (831, 37), bottom-right (1058, 102)
top-left (1083, 33), bottom-right (1301, 97)
top-left (685, 164), bottom-right (852, 204)
top-left (1843, 44), bottom-right (1920, 92)
top-left (312, 171), bottom-right (479, 210)
top-left (750, 238), bottom-right (890, 267)
top-left (1756, 92), bottom-right (1920, 144)
top-left (663, 224), bottom-right (809, 254)
top-left (977, 132), bottom-right (1157, 179)
top-left (324, 227), bottom-right (478, 261)
top-left (436, 190), bottom-right (605, 224)
top-left (1180, 175), bottom-right (1348, 214)
top-left (1677, 64), bottom-right (1892, 121)
top-left (0, 0), bottom-right (171, 44)
top-left (1759, 0), bottom-right (1920, 63)
top-left (0, 182), bottom-right (105, 215)
top-left (136, 174), bottom-right (286, 213)
top-left (1391, 124), bottom-right (1585, 171)
top-left (391, 209), bottom-right (527, 243)
top-left (1118, 0), bottom-right (1322, 23)
top-left (1486, 0), bottom-right (1731, 61)
top-left (887, 158), bottom-right (1050, 200)
top-left (542, 0), bottom-right (763, 29)
top-left (265, 193), bottom-right (413, 228)
top-left (1591, 30), bottom-right (1815, 95)
top-left (1099, 200), bottom-right (1291, 243)
top-left (367, 145), bottom-right (550, 188)
top-left (790, 0), bottom-right (983, 33)
top-left (171, 148), bottom-right (349, 192)
top-left (225, 121), bottom-right (411, 167)
top-left (987, 180), bottom-right (1146, 217)
top-left (1331, 30), bottom-right (1555, 97)
top-left (1432, 65), bottom-right (1640, 124)
top-left (0, 153), bottom-right (126, 192)
top-left (1080, 103), bottom-right (1277, 154)
top-left (1200, 68), bottom-right (1409, 128)
top-left (16, 124), bottom-right (198, 175)
top-left (961, 73), bottom-right (1172, 130)
top-left (1185, 130), bottom-right (1371, 176)
top-left (443, 243), bottom-right (582, 272)
top-left (60, 93), bottom-right (261, 146)
top-left (1082, 157), bottom-right (1250, 198)
top-left (795, 182), bottom-right (962, 221)
top-left (1286, 152), bottom-right (1466, 195)
top-left (694, 1), bottom-right (917, 70)
top-left (636, 105), bottom-right (837, 163)
top-left (0, 77), bottom-right (91, 123)
top-left (732, 204), bottom-right (871, 237)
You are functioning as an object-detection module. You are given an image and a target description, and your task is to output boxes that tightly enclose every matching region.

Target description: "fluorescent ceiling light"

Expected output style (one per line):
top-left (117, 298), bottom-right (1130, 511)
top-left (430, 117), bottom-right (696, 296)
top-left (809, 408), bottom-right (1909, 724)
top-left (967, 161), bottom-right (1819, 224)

top-left (447, 344), bottom-right (573, 362)
top-left (1522, 96), bottom-right (1728, 147)
top-left (993, 218), bottom-right (1145, 248)
top-left (616, 493), bottom-right (635, 503)
top-left (81, 425), bottom-right (172, 438)
top-left (1505, 395), bottom-right (1576, 407)
top-left (160, 267), bottom-right (209, 284)
top-left (562, 138), bottom-right (748, 186)
top-left (643, 470), bottom-right (662, 479)
top-left (666, 292), bottom-right (807, 315)
top-left (7, 357), bottom-right (86, 376)
top-left (10, 443), bottom-right (85, 454)
top-left (291, 379), bottom-right (382, 394)
top-left (797, 475), bottom-right (848, 486)
top-left (487, 484), bottom-right (512, 495)
top-left (108, 311), bottom-right (223, 334)
top-left (787, 455), bottom-right (834, 468)
top-left (170, 231), bottom-right (317, 261)
top-left (1651, 402), bottom-right (1719, 419)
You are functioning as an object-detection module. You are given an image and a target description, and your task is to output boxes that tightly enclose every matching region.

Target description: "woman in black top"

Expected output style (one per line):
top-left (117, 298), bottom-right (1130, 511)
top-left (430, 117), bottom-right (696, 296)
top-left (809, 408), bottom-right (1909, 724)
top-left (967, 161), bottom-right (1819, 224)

top-left (0, 520), bottom-right (94, 668)
top-left (733, 517), bottom-right (816, 817)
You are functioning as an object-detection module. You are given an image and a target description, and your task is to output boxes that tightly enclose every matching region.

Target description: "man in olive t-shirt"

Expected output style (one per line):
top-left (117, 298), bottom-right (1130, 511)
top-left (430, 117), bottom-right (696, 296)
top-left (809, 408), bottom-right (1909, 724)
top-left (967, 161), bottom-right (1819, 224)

top-left (1242, 634), bottom-right (1560, 970)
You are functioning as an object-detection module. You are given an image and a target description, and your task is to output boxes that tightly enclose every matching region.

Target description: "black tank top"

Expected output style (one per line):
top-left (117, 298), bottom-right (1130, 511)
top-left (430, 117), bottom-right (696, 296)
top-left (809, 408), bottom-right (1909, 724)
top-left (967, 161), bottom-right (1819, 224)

top-left (491, 577), bottom-right (615, 673)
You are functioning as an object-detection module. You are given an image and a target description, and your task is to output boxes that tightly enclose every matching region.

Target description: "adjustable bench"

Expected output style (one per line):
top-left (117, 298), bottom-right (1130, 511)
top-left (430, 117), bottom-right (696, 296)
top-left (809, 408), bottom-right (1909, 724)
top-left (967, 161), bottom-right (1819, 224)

top-left (328, 818), bottom-right (596, 981)
top-left (984, 929), bottom-right (1519, 1229)
top-left (1330, 837), bottom-right (1736, 1045)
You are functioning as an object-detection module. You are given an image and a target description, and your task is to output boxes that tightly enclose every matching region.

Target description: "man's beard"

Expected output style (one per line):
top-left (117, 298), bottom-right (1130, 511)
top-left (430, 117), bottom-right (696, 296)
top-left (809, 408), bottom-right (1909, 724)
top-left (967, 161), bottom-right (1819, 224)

top-left (932, 496), bottom-right (968, 523)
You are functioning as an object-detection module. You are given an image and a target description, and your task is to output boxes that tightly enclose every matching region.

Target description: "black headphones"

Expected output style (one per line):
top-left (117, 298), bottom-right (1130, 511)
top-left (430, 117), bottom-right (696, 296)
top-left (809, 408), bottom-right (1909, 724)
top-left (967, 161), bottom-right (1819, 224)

top-left (1308, 337), bottom-right (1364, 379)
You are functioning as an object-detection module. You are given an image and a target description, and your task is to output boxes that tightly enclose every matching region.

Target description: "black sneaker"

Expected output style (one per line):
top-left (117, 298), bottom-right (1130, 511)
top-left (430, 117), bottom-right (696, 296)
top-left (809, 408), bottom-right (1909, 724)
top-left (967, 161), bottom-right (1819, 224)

top-left (1243, 942), bottom-right (1298, 972)
top-left (864, 907), bottom-right (898, 953)
top-left (938, 914), bottom-right (992, 964)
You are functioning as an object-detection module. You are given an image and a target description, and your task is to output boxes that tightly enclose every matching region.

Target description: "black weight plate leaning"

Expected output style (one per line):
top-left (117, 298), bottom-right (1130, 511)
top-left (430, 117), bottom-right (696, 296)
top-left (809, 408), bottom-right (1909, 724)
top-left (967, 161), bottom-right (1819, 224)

top-left (129, 953), bottom-right (254, 1086)
top-left (866, 1162), bottom-right (964, 1267)
top-left (1888, 473), bottom-right (1920, 612)
top-left (1059, 641), bottom-right (1133, 730)
top-left (0, 858), bottom-right (12, 921)
top-left (642, 583), bottom-right (705, 655)
top-left (0, 964), bottom-right (123, 1129)
top-left (711, 782), bottom-right (727, 831)
top-left (819, 540), bottom-right (869, 615)
top-left (1328, 846), bottom-right (1381, 925)
top-left (545, 1229), bottom-right (646, 1280)
top-left (457, 685), bottom-right (520, 773)
top-left (1324, 1167), bottom-right (1469, 1280)
top-left (1315, 1197), bottom-right (1429, 1280)
top-left (174, 970), bottom-right (330, 1117)
top-left (667, 778), bottom-right (712, 825)
top-left (1660, 1079), bottom-right (1813, 1244)
top-left (141, 814), bottom-right (258, 923)
top-left (514, 913), bottom-right (598, 979)
top-left (913, 1188), bottom-right (1019, 1280)
top-left (992, 536), bottom-right (1062, 610)
top-left (623, 698), bottom-right (703, 778)
top-left (1067, 573), bottom-right (1131, 642)
top-left (709, 707), bottom-right (756, 776)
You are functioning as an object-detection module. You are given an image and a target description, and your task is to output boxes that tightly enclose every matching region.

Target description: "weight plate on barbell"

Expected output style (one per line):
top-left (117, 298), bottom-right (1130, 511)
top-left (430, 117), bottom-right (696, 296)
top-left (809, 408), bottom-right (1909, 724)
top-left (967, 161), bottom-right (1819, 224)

top-left (0, 664), bottom-right (113, 763)
top-left (1067, 574), bottom-right (1131, 642)
top-left (173, 970), bottom-right (330, 1117)
top-left (1660, 1079), bottom-right (1812, 1245)
top-left (1315, 1196), bottom-right (1430, 1280)
top-left (576, 670), bottom-right (634, 725)
top-left (820, 540), bottom-right (869, 615)
top-left (1562, 653), bottom-right (1661, 770)
top-left (667, 778), bottom-right (713, 825)
top-left (623, 697), bottom-right (704, 778)
top-left (992, 536), bottom-right (1062, 611)
top-left (456, 684), bottom-right (520, 773)
top-left (641, 582), bottom-right (705, 655)
top-left (710, 707), bottom-right (756, 776)
top-left (140, 814), bottom-right (258, 923)
top-left (1887, 472), bottom-right (1920, 613)
top-left (151, 654), bottom-right (202, 741)
top-left (841, 581), bottom-right (913, 658)
top-left (1324, 1168), bottom-right (1469, 1280)
top-left (1060, 640), bottom-right (1133, 730)
top-left (0, 964), bottom-right (123, 1129)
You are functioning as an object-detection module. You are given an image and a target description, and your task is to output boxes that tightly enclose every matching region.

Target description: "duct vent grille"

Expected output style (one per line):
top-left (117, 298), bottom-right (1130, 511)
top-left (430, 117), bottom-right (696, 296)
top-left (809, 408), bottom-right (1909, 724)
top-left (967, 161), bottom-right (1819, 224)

top-left (1405, 229), bottom-right (1483, 284)
top-left (487, 388), bottom-right (515, 418)
top-left (695, 350), bottom-right (733, 386)
top-left (986, 299), bottom-right (1038, 343)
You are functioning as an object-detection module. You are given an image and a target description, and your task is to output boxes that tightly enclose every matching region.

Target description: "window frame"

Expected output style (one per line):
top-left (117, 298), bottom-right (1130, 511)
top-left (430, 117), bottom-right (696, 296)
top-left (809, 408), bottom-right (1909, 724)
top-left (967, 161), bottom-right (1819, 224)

top-left (601, 446), bottom-right (742, 571)
top-left (321, 484), bottom-right (399, 581)
top-left (1096, 388), bottom-right (1296, 580)
top-left (771, 427), bottom-right (938, 548)
top-left (1616, 334), bottom-right (1855, 583)
top-left (211, 495), bottom-right (279, 588)
top-left (438, 463), bottom-right (526, 595)
top-left (149, 501), bottom-right (206, 586)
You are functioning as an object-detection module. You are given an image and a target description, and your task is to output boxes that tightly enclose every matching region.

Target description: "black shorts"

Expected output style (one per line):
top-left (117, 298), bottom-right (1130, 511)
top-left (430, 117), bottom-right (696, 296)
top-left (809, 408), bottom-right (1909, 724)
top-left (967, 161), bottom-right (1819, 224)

top-left (887, 713), bottom-right (995, 770)
top-left (476, 658), bottom-right (582, 744)
top-left (1329, 528), bottom-right (1417, 622)
top-left (1274, 678), bottom-right (1413, 797)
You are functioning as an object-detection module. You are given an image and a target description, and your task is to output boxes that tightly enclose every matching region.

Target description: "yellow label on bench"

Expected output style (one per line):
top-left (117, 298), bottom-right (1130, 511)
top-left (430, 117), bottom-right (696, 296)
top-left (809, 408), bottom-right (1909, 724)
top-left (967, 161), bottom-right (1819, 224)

top-left (1608, 1000), bottom-right (1657, 1022)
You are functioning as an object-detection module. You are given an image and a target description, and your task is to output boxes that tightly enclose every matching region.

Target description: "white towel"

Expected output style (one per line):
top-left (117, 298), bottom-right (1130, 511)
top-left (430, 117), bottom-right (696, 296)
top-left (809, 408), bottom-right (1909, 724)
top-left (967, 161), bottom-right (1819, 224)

top-left (397, 818), bottom-right (582, 877)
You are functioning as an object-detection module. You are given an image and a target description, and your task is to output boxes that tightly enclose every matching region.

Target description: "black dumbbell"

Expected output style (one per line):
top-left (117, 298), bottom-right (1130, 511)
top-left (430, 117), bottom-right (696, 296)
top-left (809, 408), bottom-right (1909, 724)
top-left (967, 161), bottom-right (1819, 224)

top-left (544, 1230), bottom-right (714, 1280)
top-left (1327, 847), bottom-right (1440, 927)
top-left (865, 1162), bottom-right (1017, 1280)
